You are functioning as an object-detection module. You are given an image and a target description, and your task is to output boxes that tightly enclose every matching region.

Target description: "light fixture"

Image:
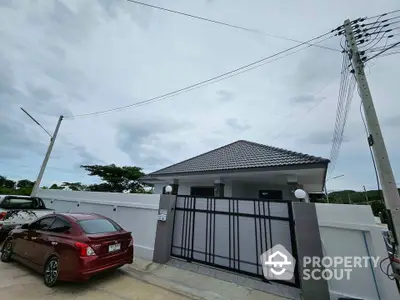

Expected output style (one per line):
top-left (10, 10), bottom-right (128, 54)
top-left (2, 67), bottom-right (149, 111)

top-left (294, 189), bottom-right (307, 199)
top-left (165, 185), bottom-right (173, 194)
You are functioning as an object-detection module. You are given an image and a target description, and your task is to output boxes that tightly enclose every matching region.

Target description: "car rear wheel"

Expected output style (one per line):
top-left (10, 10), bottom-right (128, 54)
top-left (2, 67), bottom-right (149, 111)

top-left (44, 257), bottom-right (59, 287)
top-left (1, 240), bottom-right (13, 262)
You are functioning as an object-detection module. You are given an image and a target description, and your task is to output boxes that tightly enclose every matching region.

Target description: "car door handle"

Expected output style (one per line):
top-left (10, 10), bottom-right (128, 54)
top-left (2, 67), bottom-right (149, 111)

top-left (51, 242), bottom-right (58, 246)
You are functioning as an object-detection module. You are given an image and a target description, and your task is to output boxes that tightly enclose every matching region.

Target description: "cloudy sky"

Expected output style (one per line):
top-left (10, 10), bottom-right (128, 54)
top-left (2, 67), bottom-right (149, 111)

top-left (1, 0), bottom-right (399, 191)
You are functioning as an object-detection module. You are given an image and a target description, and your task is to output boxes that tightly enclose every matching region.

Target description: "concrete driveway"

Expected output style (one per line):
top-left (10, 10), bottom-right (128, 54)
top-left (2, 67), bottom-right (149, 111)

top-left (0, 258), bottom-right (292, 300)
top-left (0, 261), bottom-right (195, 300)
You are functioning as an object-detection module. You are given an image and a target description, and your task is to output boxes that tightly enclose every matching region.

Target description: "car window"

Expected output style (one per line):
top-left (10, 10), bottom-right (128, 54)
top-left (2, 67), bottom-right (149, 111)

top-left (0, 197), bottom-right (45, 209)
top-left (30, 217), bottom-right (56, 231)
top-left (48, 218), bottom-right (71, 233)
top-left (78, 218), bottom-right (120, 234)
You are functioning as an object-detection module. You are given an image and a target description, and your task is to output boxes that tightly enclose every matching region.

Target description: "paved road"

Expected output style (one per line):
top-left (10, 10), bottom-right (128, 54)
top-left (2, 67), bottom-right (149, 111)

top-left (0, 261), bottom-right (194, 300)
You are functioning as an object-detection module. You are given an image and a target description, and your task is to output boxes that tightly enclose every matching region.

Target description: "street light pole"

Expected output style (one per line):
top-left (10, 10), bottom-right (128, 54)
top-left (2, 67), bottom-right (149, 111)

top-left (20, 108), bottom-right (63, 196)
top-left (325, 174), bottom-right (345, 203)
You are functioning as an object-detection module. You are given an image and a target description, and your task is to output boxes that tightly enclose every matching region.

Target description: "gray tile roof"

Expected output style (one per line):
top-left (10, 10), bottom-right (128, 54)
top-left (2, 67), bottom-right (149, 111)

top-left (147, 140), bottom-right (330, 176)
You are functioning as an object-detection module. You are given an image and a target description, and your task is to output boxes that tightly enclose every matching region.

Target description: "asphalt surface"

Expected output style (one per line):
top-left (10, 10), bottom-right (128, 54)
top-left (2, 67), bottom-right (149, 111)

top-left (0, 260), bottom-right (195, 300)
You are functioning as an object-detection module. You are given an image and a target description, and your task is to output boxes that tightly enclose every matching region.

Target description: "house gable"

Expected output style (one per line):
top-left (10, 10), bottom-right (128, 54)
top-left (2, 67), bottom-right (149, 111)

top-left (145, 140), bottom-right (330, 178)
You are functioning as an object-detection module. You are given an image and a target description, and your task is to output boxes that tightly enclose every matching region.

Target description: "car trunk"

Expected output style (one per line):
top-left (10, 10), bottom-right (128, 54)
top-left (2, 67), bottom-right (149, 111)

top-left (86, 231), bottom-right (132, 258)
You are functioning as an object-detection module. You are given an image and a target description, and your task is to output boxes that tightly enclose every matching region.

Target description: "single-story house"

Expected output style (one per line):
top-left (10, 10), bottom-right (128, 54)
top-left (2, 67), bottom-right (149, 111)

top-left (140, 140), bottom-right (330, 201)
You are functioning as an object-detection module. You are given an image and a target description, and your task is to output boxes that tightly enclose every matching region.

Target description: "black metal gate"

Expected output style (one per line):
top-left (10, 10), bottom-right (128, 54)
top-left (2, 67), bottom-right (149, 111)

top-left (171, 195), bottom-right (300, 288)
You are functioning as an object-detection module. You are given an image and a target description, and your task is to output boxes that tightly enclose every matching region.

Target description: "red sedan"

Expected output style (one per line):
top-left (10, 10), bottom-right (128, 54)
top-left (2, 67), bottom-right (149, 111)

top-left (1, 213), bottom-right (134, 287)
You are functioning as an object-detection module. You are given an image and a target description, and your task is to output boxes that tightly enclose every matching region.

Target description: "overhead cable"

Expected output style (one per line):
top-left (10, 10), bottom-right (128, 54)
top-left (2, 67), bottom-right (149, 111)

top-left (65, 31), bottom-right (338, 119)
top-left (328, 50), bottom-right (356, 175)
top-left (126, 0), bottom-right (340, 52)
top-left (364, 9), bottom-right (400, 21)
top-left (365, 41), bottom-right (400, 62)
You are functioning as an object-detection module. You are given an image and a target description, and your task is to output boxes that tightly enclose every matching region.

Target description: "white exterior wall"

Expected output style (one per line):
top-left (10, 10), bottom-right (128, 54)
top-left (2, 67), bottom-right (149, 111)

top-left (155, 181), bottom-right (289, 199)
top-left (231, 181), bottom-right (295, 200)
top-left (315, 203), bottom-right (398, 300)
top-left (37, 190), bottom-right (160, 261)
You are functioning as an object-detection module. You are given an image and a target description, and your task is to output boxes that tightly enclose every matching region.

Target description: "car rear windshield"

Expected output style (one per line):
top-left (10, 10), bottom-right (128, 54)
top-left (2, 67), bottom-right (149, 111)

top-left (78, 218), bottom-right (120, 234)
top-left (0, 197), bottom-right (45, 209)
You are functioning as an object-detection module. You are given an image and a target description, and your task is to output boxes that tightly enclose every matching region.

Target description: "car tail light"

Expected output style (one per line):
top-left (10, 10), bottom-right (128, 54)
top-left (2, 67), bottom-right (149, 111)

top-left (390, 255), bottom-right (400, 264)
top-left (129, 236), bottom-right (134, 247)
top-left (75, 242), bottom-right (96, 257)
top-left (0, 211), bottom-right (7, 221)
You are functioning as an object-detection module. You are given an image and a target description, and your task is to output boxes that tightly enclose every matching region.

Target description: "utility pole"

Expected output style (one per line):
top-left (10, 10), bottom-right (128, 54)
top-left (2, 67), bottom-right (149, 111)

top-left (347, 193), bottom-right (352, 204)
top-left (344, 19), bottom-right (400, 277)
top-left (363, 185), bottom-right (370, 204)
top-left (29, 115), bottom-right (63, 196)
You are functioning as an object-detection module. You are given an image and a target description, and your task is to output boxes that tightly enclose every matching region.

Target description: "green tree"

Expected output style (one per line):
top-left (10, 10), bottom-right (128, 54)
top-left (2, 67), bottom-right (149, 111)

top-left (80, 164), bottom-right (148, 193)
top-left (61, 182), bottom-right (88, 191)
top-left (17, 179), bottom-right (35, 189)
top-left (0, 176), bottom-right (16, 189)
top-left (49, 183), bottom-right (63, 190)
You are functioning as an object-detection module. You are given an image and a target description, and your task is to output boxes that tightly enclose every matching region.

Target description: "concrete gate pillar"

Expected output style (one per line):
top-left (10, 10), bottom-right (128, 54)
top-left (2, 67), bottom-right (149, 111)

top-left (213, 179), bottom-right (225, 197)
top-left (292, 202), bottom-right (330, 300)
top-left (170, 179), bottom-right (179, 195)
top-left (152, 194), bottom-right (177, 264)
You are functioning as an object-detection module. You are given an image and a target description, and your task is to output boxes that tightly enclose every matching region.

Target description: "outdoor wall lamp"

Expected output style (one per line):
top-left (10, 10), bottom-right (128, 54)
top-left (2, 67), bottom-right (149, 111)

top-left (165, 185), bottom-right (173, 194)
top-left (294, 188), bottom-right (309, 203)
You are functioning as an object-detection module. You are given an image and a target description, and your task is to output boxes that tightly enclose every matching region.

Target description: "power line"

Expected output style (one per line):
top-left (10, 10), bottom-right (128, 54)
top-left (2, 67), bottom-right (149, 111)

top-left (126, 0), bottom-right (340, 52)
top-left (329, 50), bottom-right (356, 175)
top-left (66, 31), bottom-right (338, 119)
top-left (269, 76), bottom-right (339, 142)
top-left (365, 41), bottom-right (400, 62)
top-left (364, 9), bottom-right (400, 21)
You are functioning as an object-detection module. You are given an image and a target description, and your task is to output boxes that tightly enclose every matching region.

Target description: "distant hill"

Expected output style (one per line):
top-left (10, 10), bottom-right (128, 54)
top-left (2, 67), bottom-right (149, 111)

top-left (312, 189), bottom-right (400, 219)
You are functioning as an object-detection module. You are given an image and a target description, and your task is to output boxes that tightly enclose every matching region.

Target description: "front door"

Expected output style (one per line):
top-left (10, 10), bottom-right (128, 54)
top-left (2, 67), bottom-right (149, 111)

top-left (13, 230), bottom-right (31, 258)
top-left (259, 190), bottom-right (283, 200)
top-left (27, 217), bottom-right (56, 266)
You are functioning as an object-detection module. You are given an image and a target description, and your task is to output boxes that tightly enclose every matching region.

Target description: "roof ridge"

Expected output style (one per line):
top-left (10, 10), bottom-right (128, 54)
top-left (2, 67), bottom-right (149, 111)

top-left (148, 140), bottom-right (243, 175)
top-left (240, 140), bottom-right (329, 162)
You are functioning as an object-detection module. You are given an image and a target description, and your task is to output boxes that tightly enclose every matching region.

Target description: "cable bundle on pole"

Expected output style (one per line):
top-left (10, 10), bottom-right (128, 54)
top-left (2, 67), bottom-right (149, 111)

top-left (350, 10), bottom-right (400, 62)
top-left (328, 49), bottom-right (356, 175)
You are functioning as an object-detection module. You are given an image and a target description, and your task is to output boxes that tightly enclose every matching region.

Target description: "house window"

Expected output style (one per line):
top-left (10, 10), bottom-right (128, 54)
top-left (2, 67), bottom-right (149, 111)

top-left (190, 186), bottom-right (214, 197)
top-left (259, 190), bottom-right (283, 200)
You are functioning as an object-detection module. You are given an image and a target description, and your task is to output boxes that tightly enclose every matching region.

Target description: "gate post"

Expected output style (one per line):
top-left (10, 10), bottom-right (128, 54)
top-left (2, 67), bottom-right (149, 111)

top-left (292, 202), bottom-right (330, 300)
top-left (152, 194), bottom-right (177, 264)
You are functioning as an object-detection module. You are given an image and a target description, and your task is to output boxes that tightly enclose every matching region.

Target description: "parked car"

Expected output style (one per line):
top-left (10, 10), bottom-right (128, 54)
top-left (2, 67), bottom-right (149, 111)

top-left (1, 213), bottom-right (134, 287)
top-left (0, 195), bottom-right (54, 240)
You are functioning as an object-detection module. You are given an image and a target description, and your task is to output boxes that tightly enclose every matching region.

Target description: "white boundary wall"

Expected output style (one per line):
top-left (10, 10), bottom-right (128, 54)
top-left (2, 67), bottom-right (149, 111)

top-left (37, 190), bottom-right (160, 261)
top-left (315, 203), bottom-right (398, 300)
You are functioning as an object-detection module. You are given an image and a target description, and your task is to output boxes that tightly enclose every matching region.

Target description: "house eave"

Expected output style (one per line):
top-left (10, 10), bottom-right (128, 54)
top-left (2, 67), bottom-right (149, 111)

top-left (144, 162), bottom-right (329, 180)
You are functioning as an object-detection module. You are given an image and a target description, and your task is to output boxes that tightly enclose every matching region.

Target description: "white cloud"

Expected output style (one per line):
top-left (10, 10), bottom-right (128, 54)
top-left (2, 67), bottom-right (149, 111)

top-left (1, 0), bottom-right (400, 191)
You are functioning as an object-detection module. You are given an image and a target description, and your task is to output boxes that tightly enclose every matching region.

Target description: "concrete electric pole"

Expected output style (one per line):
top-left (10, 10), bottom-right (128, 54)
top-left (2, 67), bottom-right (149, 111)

top-left (20, 108), bottom-right (64, 197)
top-left (344, 19), bottom-right (400, 278)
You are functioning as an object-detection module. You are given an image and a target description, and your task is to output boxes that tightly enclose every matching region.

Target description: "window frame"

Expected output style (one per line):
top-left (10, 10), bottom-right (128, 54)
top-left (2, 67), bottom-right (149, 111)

top-left (190, 186), bottom-right (215, 197)
top-left (0, 196), bottom-right (46, 210)
top-left (48, 216), bottom-right (72, 234)
top-left (29, 216), bottom-right (57, 232)
top-left (77, 218), bottom-right (121, 234)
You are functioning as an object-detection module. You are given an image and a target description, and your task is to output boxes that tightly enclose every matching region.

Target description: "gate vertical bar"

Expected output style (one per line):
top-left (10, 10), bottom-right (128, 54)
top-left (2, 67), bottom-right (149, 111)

top-left (232, 198), bottom-right (236, 269)
top-left (190, 196), bottom-right (196, 261)
top-left (229, 198), bottom-right (232, 268)
top-left (186, 196), bottom-right (193, 261)
top-left (213, 197), bottom-right (216, 264)
top-left (205, 197), bottom-right (209, 262)
top-left (236, 199), bottom-right (240, 271)
top-left (262, 200), bottom-right (268, 253)
top-left (268, 201), bottom-right (273, 250)
top-left (288, 202), bottom-right (300, 287)
top-left (257, 200), bottom-right (263, 275)
top-left (253, 199), bottom-right (260, 275)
